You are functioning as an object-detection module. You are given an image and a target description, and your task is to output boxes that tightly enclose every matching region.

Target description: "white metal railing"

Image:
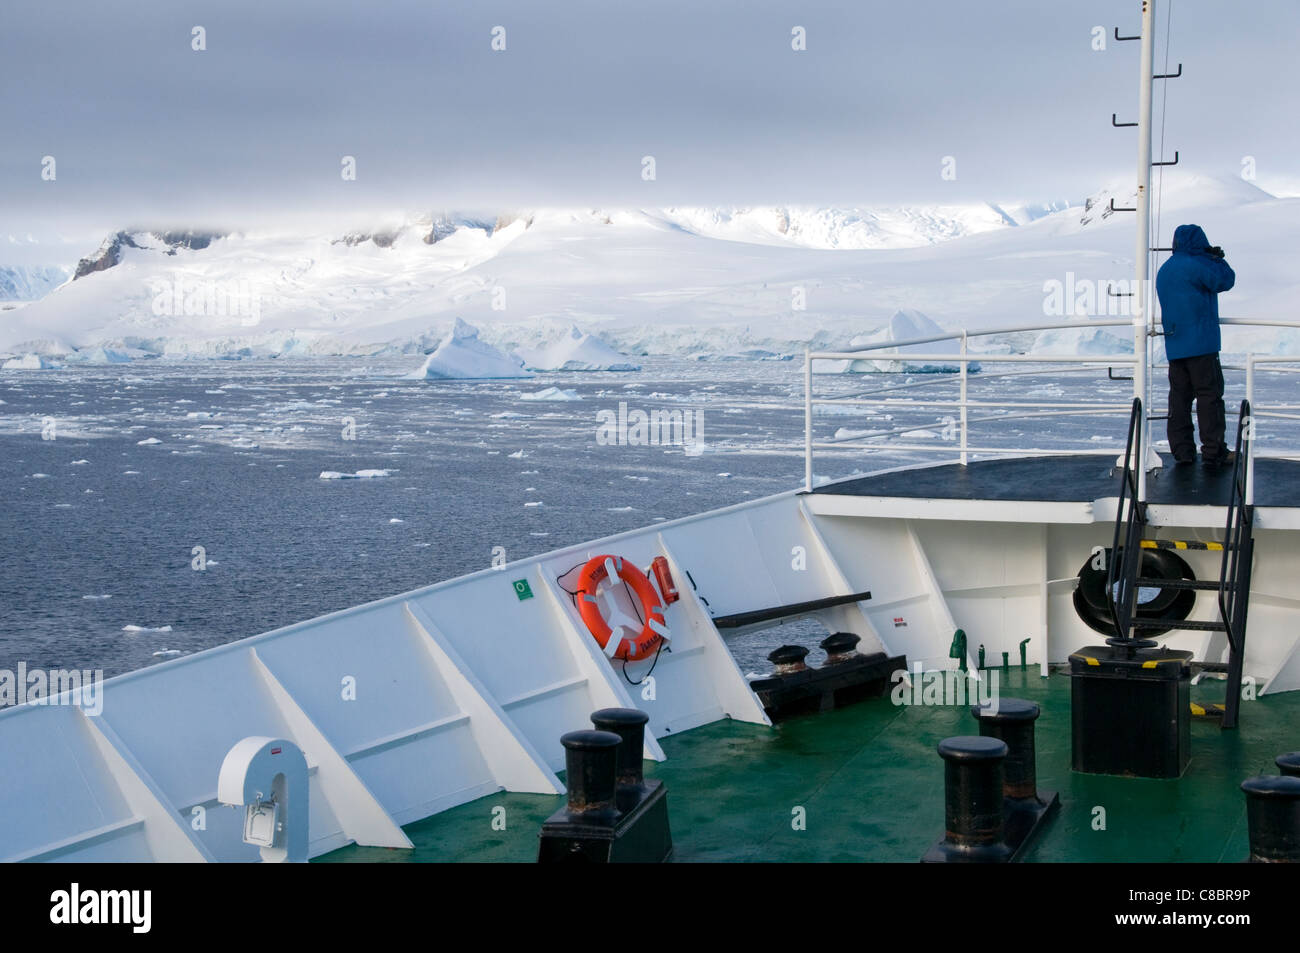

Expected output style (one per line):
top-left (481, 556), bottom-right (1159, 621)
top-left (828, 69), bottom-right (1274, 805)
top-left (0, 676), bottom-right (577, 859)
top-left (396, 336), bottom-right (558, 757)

top-left (1243, 354), bottom-right (1300, 506)
top-left (802, 317), bottom-right (1300, 498)
top-left (803, 319), bottom-right (1140, 491)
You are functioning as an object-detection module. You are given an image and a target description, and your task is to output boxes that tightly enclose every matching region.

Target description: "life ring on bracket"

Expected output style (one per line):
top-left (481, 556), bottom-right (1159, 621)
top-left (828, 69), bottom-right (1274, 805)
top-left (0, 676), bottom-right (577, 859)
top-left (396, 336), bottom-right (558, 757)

top-left (576, 554), bottom-right (669, 662)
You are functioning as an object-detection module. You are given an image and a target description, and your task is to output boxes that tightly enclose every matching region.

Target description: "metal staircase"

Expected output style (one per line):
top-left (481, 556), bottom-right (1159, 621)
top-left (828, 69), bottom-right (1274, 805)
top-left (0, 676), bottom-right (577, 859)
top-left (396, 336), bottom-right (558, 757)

top-left (1107, 400), bottom-right (1256, 728)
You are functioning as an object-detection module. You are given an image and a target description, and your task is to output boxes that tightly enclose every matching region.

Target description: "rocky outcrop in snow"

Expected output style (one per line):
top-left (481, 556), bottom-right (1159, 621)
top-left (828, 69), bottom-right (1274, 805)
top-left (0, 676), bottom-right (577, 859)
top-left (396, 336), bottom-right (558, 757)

top-left (73, 230), bottom-right (224, 279)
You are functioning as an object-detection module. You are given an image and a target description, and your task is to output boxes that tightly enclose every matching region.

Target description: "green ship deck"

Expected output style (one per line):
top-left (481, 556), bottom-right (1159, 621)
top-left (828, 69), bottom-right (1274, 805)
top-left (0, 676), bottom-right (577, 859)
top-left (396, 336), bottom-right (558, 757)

top-left (318, 666), bottom-right (1299, 863)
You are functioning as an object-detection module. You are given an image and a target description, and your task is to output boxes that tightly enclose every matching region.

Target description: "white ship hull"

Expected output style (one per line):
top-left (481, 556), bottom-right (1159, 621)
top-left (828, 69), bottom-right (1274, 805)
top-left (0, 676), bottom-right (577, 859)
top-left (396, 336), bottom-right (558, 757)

top-left (3, 449), bottom-right (1297, 862)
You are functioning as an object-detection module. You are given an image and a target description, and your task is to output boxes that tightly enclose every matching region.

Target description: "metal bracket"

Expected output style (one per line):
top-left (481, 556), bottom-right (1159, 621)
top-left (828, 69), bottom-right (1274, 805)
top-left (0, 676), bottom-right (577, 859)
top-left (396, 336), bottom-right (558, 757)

top-left (1152, 151), bottom-right (1179, 166)
top-left (1112, 113), bottom-right (1138, 128)
top-left (1108, 367), bottom-right (1134, 381)
top-left (1114, 27), bottom-right (1140, 41)
top-left (1154, 63), bottom-right (1183, 79)
top-left (1108, 284), bottom-right (1133, 298)
top-left (1109, 197), bottom-right (1136, 213)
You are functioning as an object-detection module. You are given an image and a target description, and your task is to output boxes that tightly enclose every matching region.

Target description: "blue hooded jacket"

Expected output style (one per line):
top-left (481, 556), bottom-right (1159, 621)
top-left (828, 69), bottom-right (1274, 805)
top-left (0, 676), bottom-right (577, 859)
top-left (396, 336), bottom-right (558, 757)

top-left (1156, 224), bottom-right (1235, 360)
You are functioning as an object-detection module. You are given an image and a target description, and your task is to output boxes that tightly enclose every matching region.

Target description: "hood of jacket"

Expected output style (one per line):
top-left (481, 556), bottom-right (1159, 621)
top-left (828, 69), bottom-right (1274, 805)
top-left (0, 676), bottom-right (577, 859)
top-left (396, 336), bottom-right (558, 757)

top-left (1172, 224), bottom-right (1211, 255)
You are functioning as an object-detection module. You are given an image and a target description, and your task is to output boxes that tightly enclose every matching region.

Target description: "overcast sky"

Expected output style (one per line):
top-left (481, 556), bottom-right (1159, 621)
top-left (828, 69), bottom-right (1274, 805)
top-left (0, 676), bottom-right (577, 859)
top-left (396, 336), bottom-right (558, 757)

top-left (3, 0), bottom-right (1298, 243)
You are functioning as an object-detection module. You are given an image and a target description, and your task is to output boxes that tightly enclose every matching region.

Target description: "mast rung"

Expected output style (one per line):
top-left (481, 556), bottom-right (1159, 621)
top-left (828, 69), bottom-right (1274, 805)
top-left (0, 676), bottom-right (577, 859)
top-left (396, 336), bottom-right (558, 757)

top-left (1139, 539), bottom-right (1229, 552)
top-left (1133, 577), bottom-right (1223, 591)
top-left (1130, 619), bottom-right (1227, 632)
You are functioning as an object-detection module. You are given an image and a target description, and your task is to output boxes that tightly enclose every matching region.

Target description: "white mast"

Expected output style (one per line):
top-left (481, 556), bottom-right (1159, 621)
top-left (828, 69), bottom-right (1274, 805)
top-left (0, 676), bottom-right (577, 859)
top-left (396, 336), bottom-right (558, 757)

top-left (1133, 0), bottom-right (1156, 500)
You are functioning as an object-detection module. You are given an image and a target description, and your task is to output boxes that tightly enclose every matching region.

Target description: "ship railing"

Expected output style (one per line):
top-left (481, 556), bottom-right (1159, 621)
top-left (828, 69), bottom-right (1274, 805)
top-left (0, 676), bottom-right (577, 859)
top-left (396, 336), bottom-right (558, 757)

top-left (803, 317), bottom-right (1300, 501)
top-left (1242, 351), bottom-right (1300, 508)
top-left (1212, 317), bottom-right (1300, 507)
top-left (802, 319), bottom-right (1141, 492)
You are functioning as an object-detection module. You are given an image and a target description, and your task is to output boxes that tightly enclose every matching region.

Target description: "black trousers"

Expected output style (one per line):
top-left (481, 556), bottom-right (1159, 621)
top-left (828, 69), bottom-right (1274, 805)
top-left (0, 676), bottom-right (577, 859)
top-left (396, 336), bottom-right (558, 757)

top-left (1167, 352), bottom-right (1226, 461)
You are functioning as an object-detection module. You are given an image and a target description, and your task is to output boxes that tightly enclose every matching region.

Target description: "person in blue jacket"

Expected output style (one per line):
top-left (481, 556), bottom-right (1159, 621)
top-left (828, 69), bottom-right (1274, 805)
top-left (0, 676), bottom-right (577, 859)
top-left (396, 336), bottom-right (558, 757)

top-left (1156, 224), bottom-right (1236, 466)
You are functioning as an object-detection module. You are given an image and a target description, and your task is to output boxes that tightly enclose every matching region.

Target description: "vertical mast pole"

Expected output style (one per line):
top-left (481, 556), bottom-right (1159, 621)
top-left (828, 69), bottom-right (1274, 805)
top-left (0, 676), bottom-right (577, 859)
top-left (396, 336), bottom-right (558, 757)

top-left (804, 346), bottom-right (813, 492)
top-left (1134, 0), bottom-right (1156, 501)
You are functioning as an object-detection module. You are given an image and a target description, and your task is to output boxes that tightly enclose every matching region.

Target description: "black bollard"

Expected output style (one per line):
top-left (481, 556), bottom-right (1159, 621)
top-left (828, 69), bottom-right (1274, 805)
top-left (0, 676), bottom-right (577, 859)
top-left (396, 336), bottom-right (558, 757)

top-left (922, 736), bottom-right (1013, 863)
top-left (971, 697), bottom-right (1059, 856)
top-left (819, 632), bottom-right (860, 664)
top-left (971, 698), bottom-right (1041, 801)
top-left (1241, 775), bottom-right (1300, 863)
top-left (750, 640), bottom-right (907, 721)
top-left (559, 730), bottom-right (621, 818)
top-left (768, 644), bottom-right (810, 674)
top-left (539, 719), bottom-right (672, 863)
top-left (1277, 752), bottom-right (1300, 778)
top-left (591, 708), bottom-right (649, 809)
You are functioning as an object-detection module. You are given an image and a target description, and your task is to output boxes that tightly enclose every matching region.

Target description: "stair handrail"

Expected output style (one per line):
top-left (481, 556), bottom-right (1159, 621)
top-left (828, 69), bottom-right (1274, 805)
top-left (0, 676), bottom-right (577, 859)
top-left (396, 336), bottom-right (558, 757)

top-left (1106, 398), bottom-right (1146, 644)
top-left (1217, 400), bottom-right (1255, 729)
top-left (1217, 400), bottom-right (1252, 646)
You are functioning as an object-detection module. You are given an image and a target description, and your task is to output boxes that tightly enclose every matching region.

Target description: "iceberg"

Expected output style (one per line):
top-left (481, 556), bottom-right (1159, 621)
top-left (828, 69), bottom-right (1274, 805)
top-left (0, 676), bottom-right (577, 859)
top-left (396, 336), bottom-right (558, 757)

top-left (2, 353), bottom-right (58, 369)
top-left (66, 346), bottom-right (133, 364)
top-left (516, 325), bottom-right (640, 371)
top-left (839, 310), bottom-right (976, 374)
top-left (404, 318), bottom-right (532, 380)
top-left (1029, 324), bottom-right (1132, 357)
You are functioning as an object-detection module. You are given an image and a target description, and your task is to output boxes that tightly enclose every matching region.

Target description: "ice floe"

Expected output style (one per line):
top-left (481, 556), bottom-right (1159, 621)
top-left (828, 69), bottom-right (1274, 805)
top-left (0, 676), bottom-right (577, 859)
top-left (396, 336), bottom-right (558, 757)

top-left (319, 469), bottom-right (394, 479)
top-left (518, 386), bottom-right (582, 401)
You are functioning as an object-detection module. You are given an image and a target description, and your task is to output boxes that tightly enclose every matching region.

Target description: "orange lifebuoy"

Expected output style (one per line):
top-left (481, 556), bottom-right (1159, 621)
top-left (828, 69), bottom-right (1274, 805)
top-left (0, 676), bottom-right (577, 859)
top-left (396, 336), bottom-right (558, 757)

top-left (576, 554), bottom-right (668, 662)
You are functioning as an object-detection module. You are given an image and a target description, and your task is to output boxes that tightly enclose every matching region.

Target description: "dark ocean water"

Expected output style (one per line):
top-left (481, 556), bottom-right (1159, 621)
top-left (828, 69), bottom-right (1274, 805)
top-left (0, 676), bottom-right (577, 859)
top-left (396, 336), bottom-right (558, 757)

top-left (0, 357), bottom-right (824, 681)
top-left (2, 357), bottom-right (1283, 686)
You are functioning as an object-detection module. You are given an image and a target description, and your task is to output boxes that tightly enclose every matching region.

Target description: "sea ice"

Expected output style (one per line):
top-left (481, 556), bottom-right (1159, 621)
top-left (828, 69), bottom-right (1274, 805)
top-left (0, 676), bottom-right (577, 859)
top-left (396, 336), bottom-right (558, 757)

top-left (518, 387), bottom-right (582, 401)
top-left (319, 469), bottom-right (394, 479)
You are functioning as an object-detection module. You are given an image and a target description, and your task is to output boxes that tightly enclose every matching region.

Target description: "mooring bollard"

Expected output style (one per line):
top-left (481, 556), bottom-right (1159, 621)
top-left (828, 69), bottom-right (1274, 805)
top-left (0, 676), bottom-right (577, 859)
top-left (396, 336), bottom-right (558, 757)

top-left (819, 631), bottom-right (860, 664)
top-left (970, 697), bottom-right (1060, 856)
top-left (751, 638), bottom-right (908, 722)
top-left (539, 719), bottom-right (673, 862)
top-left (768, 644), bottom-right (810, 674)
top-left (559, 730), bottom-right (621, 818)
top-left (591, 708), bottom-right (649, 810)
top-left (1241, 775), bottom-right (1300, 863)
top-left (922, 736), bottom-right (1012, 863)
top-left (971, 698), bottom-right (1041, 801)
top-left (1277, 752), bottom-right (1300, 778)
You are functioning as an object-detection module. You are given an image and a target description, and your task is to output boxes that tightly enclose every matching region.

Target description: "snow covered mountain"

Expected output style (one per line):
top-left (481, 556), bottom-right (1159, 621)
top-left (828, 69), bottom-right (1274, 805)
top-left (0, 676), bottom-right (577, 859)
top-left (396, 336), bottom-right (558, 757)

top-left (2, 173), bottom-right (1295, 363)
top-left (654, 204), bottom-right (1035, 249)
top-left (0, 265), bottom-right (70, 301)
